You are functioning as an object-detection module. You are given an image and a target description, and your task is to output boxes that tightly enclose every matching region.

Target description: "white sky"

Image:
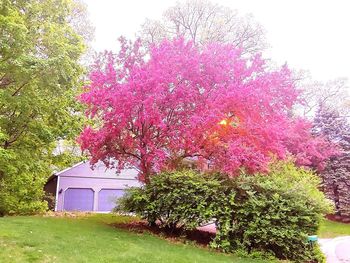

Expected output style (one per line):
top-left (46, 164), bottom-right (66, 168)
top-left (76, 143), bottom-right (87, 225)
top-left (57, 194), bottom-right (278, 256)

top-left (84, 0), bottom-right (350, 82)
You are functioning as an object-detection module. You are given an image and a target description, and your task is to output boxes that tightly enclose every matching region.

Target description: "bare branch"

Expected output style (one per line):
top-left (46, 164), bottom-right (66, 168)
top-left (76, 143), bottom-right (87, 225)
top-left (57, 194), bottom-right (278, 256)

top-left (138, 0), bottom-right (267, 54)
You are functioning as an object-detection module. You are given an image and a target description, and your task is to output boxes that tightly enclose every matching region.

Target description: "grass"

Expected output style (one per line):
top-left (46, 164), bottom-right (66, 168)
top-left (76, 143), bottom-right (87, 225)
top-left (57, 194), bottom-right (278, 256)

top-left (319, 218), bottom-right (350, 238)
top-left (2, 213), bottom-right (347, 262)
top-left (0, 213), bottom-right (271, 263)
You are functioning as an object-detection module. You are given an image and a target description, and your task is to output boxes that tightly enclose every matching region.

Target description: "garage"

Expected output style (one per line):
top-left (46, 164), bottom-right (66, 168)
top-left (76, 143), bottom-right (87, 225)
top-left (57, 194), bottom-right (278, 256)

top-left (45, 161), bottom-right (141, 212)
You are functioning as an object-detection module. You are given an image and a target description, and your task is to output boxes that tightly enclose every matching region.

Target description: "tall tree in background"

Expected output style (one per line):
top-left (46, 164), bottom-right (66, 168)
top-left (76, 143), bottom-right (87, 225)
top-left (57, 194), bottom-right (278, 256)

top-left (139, 0), bottom-right (266, 54)
top-left (298, 76), bottom-right (349, 117)
top-left (313, 105), bottom-right (350, 217)
top-left (68, 0), bottom-right (94, 65)
top-left (0, 0), bottom-right (89, 215)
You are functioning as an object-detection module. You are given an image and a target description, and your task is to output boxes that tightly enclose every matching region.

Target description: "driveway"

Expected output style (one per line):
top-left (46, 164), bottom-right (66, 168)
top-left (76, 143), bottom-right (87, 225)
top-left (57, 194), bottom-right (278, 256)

top-left (319, 236), bottom-right (350, 263)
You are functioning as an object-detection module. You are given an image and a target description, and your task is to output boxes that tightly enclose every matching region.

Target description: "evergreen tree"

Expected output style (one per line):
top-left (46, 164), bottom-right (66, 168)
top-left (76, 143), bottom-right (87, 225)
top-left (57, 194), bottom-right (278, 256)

top-left (313, 105), bottom-right (350, 217)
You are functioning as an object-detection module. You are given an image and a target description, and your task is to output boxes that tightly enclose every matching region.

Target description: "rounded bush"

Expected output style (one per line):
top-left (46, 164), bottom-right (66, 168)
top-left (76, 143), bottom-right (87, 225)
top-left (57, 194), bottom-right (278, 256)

top-left (117, 162), bottom-right (332, 262)
top-left (116, 169), bottom-right (220, 230)
top-left (212, 162), bottom-right (333, 262)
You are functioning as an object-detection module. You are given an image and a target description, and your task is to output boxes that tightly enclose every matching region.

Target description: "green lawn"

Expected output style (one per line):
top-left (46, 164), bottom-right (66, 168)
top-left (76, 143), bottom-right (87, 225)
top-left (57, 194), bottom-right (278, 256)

top-left (0, 214), bottom-right (270, 263)
top-left (319, 218), bottom-right (350, 238)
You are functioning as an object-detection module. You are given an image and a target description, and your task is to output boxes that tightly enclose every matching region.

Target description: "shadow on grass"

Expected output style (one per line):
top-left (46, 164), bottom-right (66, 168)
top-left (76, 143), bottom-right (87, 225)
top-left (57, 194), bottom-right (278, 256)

top-left (110, 220), bottom-right (216, 247)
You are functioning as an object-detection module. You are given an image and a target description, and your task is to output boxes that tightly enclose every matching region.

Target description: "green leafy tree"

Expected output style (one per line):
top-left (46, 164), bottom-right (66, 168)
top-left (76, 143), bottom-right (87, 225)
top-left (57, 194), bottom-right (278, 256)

top-left (0, 0), bottom-right (87, 215)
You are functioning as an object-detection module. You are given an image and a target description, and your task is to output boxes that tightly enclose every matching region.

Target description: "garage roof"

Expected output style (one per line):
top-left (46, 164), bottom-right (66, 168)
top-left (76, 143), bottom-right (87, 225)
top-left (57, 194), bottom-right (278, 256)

top-left (55, 161), bottom-right (138, 180)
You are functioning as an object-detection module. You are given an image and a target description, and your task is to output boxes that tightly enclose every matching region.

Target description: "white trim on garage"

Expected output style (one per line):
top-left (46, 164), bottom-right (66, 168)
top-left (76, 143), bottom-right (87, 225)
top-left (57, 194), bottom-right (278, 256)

top-left (58, 175), bottom-right (138, 180)
top-left (54, 161), bottom-right (85, 176)
top-left (54, 175), bottom-right (60, 212)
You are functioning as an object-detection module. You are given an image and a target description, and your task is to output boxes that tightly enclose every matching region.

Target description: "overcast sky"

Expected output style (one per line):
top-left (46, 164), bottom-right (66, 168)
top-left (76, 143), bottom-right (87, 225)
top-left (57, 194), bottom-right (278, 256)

top-left (84, 0), bottom-right (350, 82)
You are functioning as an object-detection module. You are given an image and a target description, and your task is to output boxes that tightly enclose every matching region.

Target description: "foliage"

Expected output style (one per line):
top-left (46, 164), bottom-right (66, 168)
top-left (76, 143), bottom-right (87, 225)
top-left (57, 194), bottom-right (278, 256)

top-left (0, 171), bottom-right (47, 216)
top-left (0, 214), bottom-right (268, 263)
top-left (313, 105), bottom-right (350, 217)
top-left (51, 139), bottom-right (86, 171)
top-left (0, 0), bottom-right (87, 215)
top-left (282, 118), bottom-right (338, 171)
top-left (211, 162), bottom-right (333, 262)
top-left (79, 37), bottom-right (336, 181)
top-left (117, 163), bottom-right (332, 262)
top-left (139, 0), bottom-right (267, 54)
top-left (116, 169), bottom-right (220, 230)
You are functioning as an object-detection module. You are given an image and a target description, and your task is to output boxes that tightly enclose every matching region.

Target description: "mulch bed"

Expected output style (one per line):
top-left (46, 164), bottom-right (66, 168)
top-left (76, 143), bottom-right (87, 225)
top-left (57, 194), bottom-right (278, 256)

top-left (326, 214), bottom-right (350, 224)
top-left (111, 221), bottom-right (215, 246)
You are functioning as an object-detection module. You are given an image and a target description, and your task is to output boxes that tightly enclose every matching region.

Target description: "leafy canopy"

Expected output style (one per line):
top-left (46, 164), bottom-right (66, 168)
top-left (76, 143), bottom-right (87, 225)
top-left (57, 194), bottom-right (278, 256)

top-left (0, 0), bottom-right (87, 215)
top-left (79, 38), bottom-right (335, 181)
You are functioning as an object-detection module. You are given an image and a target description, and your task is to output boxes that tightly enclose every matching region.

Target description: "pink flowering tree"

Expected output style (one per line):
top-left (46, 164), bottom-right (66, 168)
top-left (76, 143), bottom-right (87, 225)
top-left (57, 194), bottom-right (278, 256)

top-left (78, 37), bottom-right (336, 182)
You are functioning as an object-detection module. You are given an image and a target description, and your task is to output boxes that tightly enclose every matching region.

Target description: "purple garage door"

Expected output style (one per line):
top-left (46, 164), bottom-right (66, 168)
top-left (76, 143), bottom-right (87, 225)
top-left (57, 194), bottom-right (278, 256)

top-left (64, 188), bottom-right (94, 211)
top-left (98, 189), bottom-right (124, 212)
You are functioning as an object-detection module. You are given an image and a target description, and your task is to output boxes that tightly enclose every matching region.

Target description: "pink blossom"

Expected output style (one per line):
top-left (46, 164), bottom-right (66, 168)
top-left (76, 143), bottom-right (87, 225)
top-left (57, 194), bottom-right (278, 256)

top-left (78, 37), bottom-right (336, 181)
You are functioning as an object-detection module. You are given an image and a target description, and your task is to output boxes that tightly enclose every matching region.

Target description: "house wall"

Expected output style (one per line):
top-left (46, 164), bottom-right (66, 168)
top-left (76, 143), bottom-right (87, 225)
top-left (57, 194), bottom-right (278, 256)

top-left (56, 176), bottom-right (141, 212)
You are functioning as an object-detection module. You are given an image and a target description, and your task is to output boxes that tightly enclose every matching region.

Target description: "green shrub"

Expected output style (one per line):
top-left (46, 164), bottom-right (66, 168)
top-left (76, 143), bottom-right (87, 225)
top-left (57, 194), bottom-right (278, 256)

top-left (0, 172), bottom-right (47, 216)
top-left (116, 169), bottom-right (220, 230)
top-left (211, 162), bottom-right (333, 262)
top-left (117, 163), bottom-right (332, 262)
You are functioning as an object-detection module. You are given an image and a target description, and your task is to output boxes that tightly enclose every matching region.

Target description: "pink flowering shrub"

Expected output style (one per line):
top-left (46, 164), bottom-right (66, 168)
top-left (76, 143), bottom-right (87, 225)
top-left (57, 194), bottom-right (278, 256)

top-left (78, 37), bottom-right (336, 181)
